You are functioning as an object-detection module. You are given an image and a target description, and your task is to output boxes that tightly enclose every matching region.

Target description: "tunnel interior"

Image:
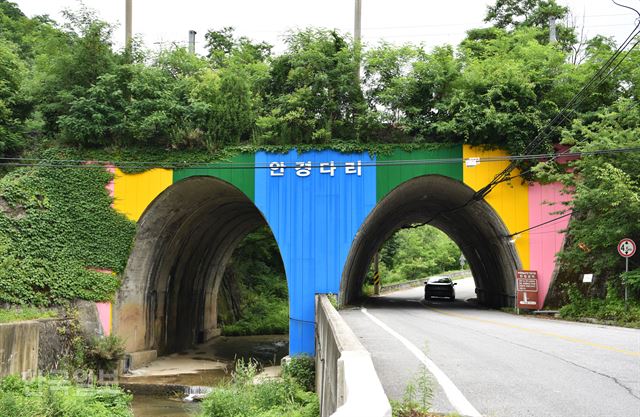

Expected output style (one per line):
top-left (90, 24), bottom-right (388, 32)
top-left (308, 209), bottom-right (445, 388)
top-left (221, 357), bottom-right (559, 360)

top-left (341, 175), bottom-right (521, 307)
top-left (117, 176), bottom-right (277, 354)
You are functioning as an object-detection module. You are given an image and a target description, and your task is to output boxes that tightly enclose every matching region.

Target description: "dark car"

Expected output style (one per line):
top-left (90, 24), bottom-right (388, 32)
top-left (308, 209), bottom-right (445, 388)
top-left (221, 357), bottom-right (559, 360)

top-left (424, 276), bottom-right (456, 301)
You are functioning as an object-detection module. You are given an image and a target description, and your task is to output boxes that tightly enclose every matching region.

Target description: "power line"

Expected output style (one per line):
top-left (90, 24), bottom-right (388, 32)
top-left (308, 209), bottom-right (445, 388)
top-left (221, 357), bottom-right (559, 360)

top-left (477, 18), bottom-right (640, 199)
top-left (1, 147), bottom-right (638, 170)
top-left (506, 212), bottom-right (574, 238)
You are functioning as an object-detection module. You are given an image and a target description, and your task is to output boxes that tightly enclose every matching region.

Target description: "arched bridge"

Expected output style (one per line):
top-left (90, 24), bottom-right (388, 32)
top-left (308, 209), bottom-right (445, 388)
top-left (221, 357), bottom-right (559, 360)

top-left (96, 145), bottom-right (569, 357)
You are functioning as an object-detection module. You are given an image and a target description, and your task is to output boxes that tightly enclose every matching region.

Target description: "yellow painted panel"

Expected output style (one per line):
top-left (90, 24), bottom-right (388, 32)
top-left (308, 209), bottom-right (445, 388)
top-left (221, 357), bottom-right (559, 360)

top-left (462, 146), bottom-right (530, 269)
top-left (112, 168), bottom-right (173, 221)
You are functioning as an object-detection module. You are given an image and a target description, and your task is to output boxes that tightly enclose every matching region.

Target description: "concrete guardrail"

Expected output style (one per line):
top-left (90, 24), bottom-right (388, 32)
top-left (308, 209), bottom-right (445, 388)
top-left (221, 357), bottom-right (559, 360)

top-left (380, 271), bottom-right (472, 294)
top-left (315, 295), bottom-right (392, 417)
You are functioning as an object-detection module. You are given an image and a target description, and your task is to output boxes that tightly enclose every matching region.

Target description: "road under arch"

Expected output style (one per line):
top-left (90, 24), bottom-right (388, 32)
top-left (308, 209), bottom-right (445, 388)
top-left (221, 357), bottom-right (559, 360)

top-left (341, 175), bottom-right (521, 307)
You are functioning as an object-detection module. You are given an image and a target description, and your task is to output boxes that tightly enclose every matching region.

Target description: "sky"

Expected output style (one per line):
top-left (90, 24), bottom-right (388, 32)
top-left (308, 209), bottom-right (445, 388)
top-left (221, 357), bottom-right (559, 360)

top-left (13, 0), bottom-right (640, 55)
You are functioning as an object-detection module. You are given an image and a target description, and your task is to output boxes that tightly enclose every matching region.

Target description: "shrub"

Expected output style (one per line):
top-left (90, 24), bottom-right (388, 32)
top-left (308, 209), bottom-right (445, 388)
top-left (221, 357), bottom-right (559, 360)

top-left (85, 335), bottom-right (126, 373)
top-left (200, 358), bottom-right (318, 417)
top-left (283, 355), bottom-right (315, 392)
top-left (559, 284), bottom-right (640, 327)
top-left (0, 375), bottom-right (132, 417)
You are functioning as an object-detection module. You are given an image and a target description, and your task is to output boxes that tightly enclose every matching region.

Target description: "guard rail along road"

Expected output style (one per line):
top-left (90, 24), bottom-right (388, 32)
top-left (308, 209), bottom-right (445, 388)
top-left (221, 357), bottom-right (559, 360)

top-left (315, 294), bottom-right (392, 417)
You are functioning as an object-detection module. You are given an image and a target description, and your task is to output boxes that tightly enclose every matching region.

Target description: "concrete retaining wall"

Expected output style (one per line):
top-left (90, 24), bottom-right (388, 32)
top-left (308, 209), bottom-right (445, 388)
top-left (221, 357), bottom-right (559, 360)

top-left (380, 271), bottom-right (472, 294)
top-left (315, 295), bottom-right (391, 417)
top-left (0, 318), bottom-right (75, 379)
top-left (0, 321), bottom-right (39, 378)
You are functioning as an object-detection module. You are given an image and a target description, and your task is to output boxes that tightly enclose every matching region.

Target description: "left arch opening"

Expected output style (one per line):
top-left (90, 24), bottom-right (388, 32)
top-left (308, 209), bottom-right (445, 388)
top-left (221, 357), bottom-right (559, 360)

top-left (115, 176), bottom-right (285, 355)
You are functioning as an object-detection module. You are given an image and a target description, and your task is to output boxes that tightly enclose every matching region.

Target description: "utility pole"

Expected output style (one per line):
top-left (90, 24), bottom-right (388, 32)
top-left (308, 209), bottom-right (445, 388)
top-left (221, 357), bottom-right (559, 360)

top-left (354, 0), bottom-right (362, 80)
top-left (125, 0), bottom-right (133, 47)
top-left (188, 30), bottom-right (197, 54)
top-left (549, 16), bottom-right (557, 43)
top-left (373, 251), bottom-right (380, 295)
top-left (354, 0), bottom-right (362, 45)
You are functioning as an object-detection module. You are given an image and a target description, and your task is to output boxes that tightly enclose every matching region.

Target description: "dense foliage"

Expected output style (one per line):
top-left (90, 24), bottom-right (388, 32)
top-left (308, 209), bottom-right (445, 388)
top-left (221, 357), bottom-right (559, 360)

top-left (377, 226), bottom-right (463, 284)
top-left (535, 99), bottom-right (640, 302)
top-left (218, 227), bottom-right (289, 336)
top-left (200, 359), bottom-right (318, 417)
top-left (0, 375), bottom-right (132, 417)
top-left (0, 156), bottom-right (136, 305)
top-left (558, 284), bottom-right (640, 327)
top-left (1, 0), bottom-right (636, 157)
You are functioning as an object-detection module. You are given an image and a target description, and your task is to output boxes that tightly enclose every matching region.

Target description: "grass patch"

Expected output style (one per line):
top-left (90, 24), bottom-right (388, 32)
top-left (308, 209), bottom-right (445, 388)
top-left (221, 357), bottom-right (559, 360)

top-left (0, 306), bottom-right (57, 323)
top-left (200, 358), bottom-right (318, 417)
top-left (0, 375), bottom-right (132, 417)
top-left (559, 285), bottom-right (640, 328)
top-left (221, 296), bottom-right (288, 336)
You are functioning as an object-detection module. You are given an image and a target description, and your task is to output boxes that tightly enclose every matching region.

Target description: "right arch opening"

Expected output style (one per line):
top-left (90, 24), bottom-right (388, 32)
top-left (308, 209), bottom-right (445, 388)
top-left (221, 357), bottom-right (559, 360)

top-left (340, 175), bottom-right (521, 307)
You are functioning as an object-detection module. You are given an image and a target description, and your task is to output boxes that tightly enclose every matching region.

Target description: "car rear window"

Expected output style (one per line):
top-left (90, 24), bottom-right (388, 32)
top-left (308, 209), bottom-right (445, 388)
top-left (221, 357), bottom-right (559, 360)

top-left (427, 277), bottom-right (452, 284)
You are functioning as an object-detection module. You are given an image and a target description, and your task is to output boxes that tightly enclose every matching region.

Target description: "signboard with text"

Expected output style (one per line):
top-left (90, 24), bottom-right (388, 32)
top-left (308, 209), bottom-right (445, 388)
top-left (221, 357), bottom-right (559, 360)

top-left (516, 270), bottom-right (540, 310)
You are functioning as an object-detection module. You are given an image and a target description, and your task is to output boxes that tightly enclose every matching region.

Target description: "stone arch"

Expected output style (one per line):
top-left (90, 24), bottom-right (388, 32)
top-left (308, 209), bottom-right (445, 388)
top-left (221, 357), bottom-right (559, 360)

top-left (114, 176), bottom-right (280, 354)
top-left (340, 174), bottom-right (521, 307)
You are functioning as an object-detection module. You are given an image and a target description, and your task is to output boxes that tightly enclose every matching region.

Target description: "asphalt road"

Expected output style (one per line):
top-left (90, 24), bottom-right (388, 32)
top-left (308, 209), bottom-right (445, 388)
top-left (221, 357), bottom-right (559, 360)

top-left (340, 278), bottom-right (640, 417)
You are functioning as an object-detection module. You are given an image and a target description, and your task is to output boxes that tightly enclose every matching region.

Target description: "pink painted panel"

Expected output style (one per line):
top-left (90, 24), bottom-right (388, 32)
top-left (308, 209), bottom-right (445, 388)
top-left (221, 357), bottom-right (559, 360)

top-left (105, 165), bottom-right (115, 201)
top-left (528, 182), bottom-right (572, 307)
top-left (96, 302), bottom-right (112, 336)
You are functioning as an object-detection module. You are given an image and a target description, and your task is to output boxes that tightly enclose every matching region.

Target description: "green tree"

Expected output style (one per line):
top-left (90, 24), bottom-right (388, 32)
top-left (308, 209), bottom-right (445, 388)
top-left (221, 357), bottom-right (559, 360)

top-left (58, 64), bottom-right (187, 147)
top-left (189, 64), bottom-right (258, 148)
top-left (0, 39), bottom-right (26, 156)
top-left (430, 28), bottom-right (569, 154)
top-left (378, 226), bottom-right (462, 283)
top-left (257, 29), bottom-right (366, 144)
top-left (534, 99), bottom-right (640, 294)
top-left (363, 43), bottom-right (422, 126)
top-left (27, 5), bottom-right (116, 135)
top-left (205, 26), bottom-right (272, 68)
top-left (485, 0), bottom-right (576, 50)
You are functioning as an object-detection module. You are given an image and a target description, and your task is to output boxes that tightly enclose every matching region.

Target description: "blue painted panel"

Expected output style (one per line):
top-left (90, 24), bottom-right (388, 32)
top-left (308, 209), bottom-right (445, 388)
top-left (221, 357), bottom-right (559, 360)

top-left (255, 150), bottom-right (377, 355)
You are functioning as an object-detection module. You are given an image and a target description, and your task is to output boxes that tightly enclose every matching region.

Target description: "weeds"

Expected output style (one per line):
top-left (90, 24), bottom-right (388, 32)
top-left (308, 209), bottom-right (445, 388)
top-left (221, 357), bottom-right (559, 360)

top-left (282, 354), bottom-right (315, 392)
top-left (200, 357), bottom-right (318, 417)
top-left (559, 284), bottom-right (640, 327)
top-left (0, 375), bottom-right (132, 417)
top-left (392, 365), bottom-right (433, 417)
top-left (0, 306), bottom-right (57, 323)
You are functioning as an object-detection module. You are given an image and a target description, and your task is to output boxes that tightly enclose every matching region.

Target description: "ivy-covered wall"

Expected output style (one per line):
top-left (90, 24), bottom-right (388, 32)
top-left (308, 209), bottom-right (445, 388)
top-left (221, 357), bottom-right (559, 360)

top-left (0, 164), bottom-right (136, 306)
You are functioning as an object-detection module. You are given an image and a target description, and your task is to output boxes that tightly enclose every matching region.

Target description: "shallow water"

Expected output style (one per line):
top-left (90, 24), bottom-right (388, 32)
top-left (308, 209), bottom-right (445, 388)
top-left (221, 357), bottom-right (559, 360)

top-left (124, 368), bottom-right (229, 386)
top-left (129, 334), bottom-right (289, 416)
top-left (131, 395), bottom-right (202, 417)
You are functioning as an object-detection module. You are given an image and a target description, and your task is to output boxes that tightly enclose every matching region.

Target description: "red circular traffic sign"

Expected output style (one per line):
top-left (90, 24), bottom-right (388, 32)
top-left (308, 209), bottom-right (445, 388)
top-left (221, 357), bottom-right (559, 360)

top-left (618, 238), bottom-right (636, 258)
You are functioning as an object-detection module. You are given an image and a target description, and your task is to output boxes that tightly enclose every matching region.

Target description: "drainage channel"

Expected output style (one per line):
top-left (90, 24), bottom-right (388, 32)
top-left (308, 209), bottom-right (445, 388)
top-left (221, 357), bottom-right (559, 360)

top-left (123, 335), bottom-right (289, 417)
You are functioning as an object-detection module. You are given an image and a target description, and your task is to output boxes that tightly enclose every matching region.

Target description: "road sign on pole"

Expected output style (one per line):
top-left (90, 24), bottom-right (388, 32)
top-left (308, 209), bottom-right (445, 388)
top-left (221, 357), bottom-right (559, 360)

top-left (618, 238), bottom-right (636, 258)
top-left (618, 238), bottom-right (636, 308)
top-left (516, 270), bottom-right (540, 310)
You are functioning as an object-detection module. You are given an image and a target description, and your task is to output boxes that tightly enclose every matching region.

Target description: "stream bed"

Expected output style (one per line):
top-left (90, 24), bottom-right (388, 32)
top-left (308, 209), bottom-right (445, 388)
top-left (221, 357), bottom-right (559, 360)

top-left (126, 334), bottom-right (289, 417)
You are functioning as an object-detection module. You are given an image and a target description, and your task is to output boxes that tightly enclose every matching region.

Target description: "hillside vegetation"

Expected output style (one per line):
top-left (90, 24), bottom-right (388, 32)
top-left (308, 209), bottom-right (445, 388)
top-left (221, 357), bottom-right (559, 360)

top-left (0, 0), bottom-right (637, 314)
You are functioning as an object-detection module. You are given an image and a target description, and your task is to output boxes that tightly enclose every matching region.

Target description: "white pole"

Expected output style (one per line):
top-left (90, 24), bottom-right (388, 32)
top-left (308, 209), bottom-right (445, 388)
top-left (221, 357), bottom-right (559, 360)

top-left (188, 30), bottom-right (197, 54)
top-left (625, 257), bottom-right (629, 309)
top-left (354, 0), bottom-right (362, 80)
top-left (126, 0), bottom-right (133, 46)
top-left (354, 0), bottom-right (362, 45)
top-left (549, 16), bottom-right (557, 43)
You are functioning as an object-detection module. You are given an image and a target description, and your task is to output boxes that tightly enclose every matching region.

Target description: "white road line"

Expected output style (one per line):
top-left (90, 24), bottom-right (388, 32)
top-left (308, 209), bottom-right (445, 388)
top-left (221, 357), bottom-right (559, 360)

top-left (361, 308), bottom-right (482, 417)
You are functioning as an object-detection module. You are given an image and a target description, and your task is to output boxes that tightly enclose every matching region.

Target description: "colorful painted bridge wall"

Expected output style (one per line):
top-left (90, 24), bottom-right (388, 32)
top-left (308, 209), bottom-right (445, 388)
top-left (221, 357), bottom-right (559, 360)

top-left (99, 145), bottom-right (569, 355)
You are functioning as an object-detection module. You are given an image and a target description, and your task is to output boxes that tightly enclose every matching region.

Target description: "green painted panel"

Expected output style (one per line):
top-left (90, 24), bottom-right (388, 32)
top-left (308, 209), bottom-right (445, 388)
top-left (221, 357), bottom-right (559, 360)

top-left (376, 146), bottom-right (463, 202)
top-left (173, 153), bottom-right (255, 201)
